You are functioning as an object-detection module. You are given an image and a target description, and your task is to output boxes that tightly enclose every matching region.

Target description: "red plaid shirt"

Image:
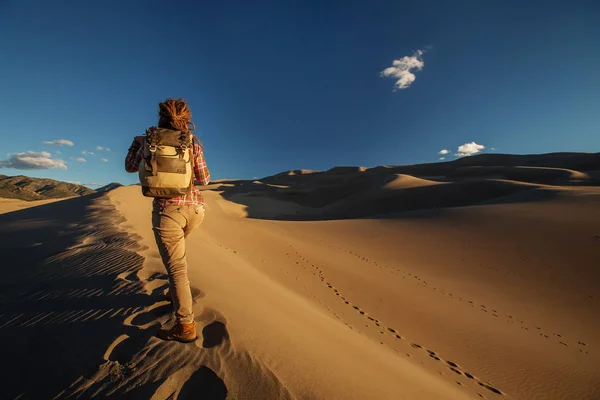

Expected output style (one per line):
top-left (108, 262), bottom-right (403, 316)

top-left (125, 136), bottom-right (210, 208)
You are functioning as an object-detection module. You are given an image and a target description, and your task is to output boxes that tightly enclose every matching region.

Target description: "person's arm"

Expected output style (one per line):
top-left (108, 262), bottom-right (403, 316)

top-left (125, 137), bottom-right (144, 173)
top-left (193, 142), bottom-right (211, 185)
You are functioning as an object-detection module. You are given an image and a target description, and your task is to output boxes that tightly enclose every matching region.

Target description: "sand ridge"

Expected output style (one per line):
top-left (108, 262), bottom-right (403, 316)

top-left (1, 152), bottom-right (599, 399)
top-left (74, 185), bottom-right (472, 399)
top-left (0, 197), bottom-right (65, 214)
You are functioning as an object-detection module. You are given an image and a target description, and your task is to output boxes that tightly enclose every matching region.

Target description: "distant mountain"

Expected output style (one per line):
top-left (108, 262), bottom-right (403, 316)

top-left (0, 175), bottom-right (95, 201)
top-left (96, 182), bottom-right (123, 193)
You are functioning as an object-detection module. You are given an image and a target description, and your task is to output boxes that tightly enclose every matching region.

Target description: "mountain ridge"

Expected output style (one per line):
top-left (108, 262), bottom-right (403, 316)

top-left (0, 175), bottom-right (96, 201)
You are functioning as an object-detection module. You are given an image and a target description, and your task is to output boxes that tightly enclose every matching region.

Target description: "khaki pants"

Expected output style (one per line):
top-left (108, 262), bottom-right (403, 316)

top-left (152, 204), bottom-right (205, 324)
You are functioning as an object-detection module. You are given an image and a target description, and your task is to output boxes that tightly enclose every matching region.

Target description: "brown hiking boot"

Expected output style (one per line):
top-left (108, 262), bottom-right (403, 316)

top-left (157, 321), bottom-right (197, 343)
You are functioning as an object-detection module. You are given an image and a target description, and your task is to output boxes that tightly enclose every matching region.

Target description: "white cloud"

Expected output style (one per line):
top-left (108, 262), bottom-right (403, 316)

top-left (100, 158), bottom-right (108, 162)
top-left (456, 142), bottom-right (485, 157)
top-left (96, 146), bottom-right (104, 151)
top-left (44, 139), bottom-right (74, 147)
top-left (0, 151), bottom-right (67, 170)
top-left (438, 149), bottom-right (449, 155)
top-left (439, 157), bottom-right (446, 160)
top-left (105, 148), bottom-right (111, 152)
top-left (81, 151), bottom-right (95, 156)
top-left (380, 50), bottom-right (425, 90)
top-left (75, 157), bottom-right (87, 163)
top-left (66, 181), bottom-right (81, 185)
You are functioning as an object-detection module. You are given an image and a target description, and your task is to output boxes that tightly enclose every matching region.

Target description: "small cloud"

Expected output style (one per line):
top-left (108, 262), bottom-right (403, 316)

top-left (96, 146), bottom-right (104, 151)
top-left (105, 148), bottom-right (111, 152)
top-left (439, 157), bottom-right (446, 160)
top-left (66, 181), bottom-right (81, 185)
top-left (44, 139), bottom-right (74, 147)
top-left (100, 158), bottom-right (108, 162)
top-left (81, 151), bottom-right (95, 156)
top-left (0, 151), bottom-right (67, 170)
top-left (491, 147), bottom-right (496, 151)
top-left (380, 49), bottom-right (425, 90)
top-left (455, 142), bottom-right (485, 157)
top-left (75, 157), bottom-right (87, 163)
top-left (438, 149), bottom-right (449, 155)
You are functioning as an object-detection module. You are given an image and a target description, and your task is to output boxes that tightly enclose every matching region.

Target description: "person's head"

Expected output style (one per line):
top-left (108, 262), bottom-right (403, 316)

top-left (158, 98), bottom-right (195, 133)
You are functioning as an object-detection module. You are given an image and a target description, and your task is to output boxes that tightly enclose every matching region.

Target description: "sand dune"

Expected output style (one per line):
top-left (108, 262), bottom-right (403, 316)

top-left (2, 153), bottom-right (599, 399)
top-left (0, 197), bottom-right (64, 214)
top-left (326, 166), bottom-right (368, 174)
top-left (222, 153), bottom-right (600, 220)
top-left (381, 173), bottom-right (442, 189)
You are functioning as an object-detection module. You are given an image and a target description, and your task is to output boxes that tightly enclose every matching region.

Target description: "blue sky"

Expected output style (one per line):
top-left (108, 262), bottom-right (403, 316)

top-left (0, 1), bottom-right (599, 188)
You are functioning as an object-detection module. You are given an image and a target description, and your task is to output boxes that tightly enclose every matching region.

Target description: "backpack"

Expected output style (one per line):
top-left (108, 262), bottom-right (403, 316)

top-left (138, 127), bottom-right (194, 198)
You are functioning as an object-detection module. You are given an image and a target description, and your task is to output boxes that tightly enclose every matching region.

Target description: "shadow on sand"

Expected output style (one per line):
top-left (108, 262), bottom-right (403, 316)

top-left (0, 193), bottom-right (225, 399)
top-left (212, 175), bottom-right (568, 222)
top-left (209, 154), bottom-right (600, 221)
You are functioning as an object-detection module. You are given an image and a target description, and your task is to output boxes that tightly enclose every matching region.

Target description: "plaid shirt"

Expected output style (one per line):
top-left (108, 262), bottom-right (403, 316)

top-left (125, 136), bottom-right (210, 208)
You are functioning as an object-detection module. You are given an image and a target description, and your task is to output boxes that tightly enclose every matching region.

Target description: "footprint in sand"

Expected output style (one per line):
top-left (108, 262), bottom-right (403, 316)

top-left (103, 328), bottom-right (155, 363)
top-left (289, 244), bottom-right (508, 397)
top-left (124, 302), bottom-right (172, 330)
top-left (178, 367), bottom-right (228, 399)
top-left (196, 308), bottom-right (229, 349)
top-left (201, 321), bottom-right (229, 348)
top-left (103, 334), bottom-right (130, 361)
top-left (478, 382), bottom-right (503, 395)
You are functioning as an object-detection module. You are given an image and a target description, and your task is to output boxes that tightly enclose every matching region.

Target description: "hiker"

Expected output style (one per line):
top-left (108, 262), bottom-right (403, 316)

top-left (125, 98), bottom-right (210, 343)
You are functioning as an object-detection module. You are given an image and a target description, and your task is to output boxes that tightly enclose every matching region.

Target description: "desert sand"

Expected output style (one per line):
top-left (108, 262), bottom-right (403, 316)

top-left (0, 197), bottom-right (64, 214)
top-left (1, 154), bottom-right (599, 399)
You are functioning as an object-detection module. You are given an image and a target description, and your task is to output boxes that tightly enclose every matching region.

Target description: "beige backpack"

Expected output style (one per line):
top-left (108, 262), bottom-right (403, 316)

top-left (138, 127), bottom-right (194, 198)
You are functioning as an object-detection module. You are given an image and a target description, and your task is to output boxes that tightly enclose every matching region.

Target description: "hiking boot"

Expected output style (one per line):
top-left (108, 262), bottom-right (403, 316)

top-left (157, 320), bottom-right (197, 343)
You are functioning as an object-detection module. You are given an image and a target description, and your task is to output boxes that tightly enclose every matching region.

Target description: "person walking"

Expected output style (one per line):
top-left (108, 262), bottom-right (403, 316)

top-left (125, 98), bottom-right (210, 343)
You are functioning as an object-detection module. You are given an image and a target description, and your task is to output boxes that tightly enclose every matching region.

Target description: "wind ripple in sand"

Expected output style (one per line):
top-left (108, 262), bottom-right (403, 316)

top-left (0, 194), bottom-right (155, 399)
top-left (63, 304), bottom-right (294, 400)
top-left (55, 194), bottom-right (296, 400)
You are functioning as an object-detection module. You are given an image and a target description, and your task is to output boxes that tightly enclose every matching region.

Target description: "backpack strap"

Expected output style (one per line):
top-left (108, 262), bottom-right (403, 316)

top-left (145, 127), bottom-right (159, 176)
top-left (178, 131), bottom-right (190, 159)
top-left (187, 144), bottom-right (195, 193)
top-left (181, 136), bottom-right (194, 199)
